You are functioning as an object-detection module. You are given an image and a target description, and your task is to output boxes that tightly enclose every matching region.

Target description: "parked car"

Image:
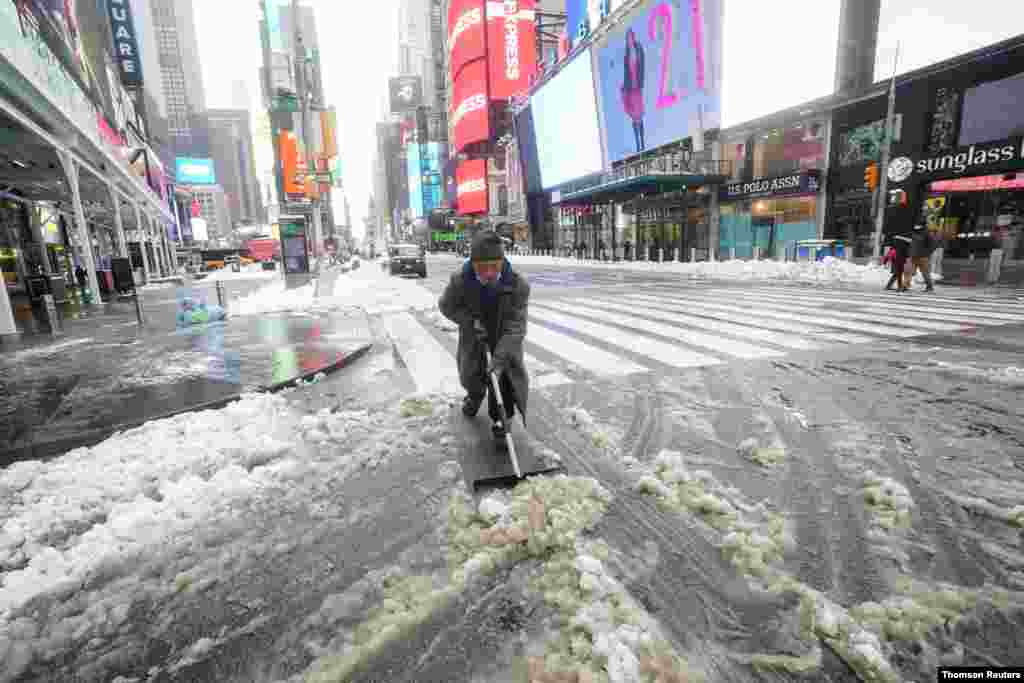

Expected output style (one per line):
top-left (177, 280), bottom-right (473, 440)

top-left (389, 243), bottom-right (427, 278)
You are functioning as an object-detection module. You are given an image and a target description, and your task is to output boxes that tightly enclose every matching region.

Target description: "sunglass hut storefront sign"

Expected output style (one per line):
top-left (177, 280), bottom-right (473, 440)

top-left (887, 138), bottom-right (1024, 184)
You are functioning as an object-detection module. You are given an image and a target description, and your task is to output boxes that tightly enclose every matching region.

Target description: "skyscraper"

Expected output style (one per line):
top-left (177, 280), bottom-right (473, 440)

top-left (231, 79), bottom-right (252, 111)
top-left (207, 109), bottom-right (265, 226)
top-left (149, 0), bottom-right (208, 165)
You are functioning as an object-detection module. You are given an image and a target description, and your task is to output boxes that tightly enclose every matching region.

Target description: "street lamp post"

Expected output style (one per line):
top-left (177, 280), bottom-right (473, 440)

top-left (871, 42), bottom-right (900, 263)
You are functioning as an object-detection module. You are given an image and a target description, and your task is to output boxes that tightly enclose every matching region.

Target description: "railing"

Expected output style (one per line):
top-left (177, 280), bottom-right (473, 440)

top-left (560, 153), bottom-right (733, 198)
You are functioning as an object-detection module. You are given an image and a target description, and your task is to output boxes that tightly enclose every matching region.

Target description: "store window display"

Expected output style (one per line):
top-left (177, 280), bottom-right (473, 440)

top-left (923, 174), bottom-right (1024, 259)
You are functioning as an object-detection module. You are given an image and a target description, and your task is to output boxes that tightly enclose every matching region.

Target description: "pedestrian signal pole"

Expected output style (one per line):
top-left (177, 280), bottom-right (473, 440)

top-left (871, 41), bottom-right (900, 263)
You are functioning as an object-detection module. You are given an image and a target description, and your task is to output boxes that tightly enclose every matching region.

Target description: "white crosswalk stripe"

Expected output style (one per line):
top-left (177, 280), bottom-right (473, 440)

top-left (534, 301), bottom-right (780, 361)
top-left (579, 297), bottom-right (822, 351)
top-left (381, 281), bottom-right (1024, 393)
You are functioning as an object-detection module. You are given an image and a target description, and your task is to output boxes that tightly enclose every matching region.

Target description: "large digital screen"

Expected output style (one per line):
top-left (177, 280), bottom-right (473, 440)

top-left (959, 72), bottom-right (1024, 147)
top-left (596, 0), bottom-right (722, 164)
top-left (449, 0), bottom-right (485, 82)
top-left (487, 0), bottom-right (537, 100)
top-left (452, 59), bottom-right (490, 153)
top-left (566, 0), bottom-right (626, 48)
top-left (456, 159), bottom-right (488, 215)
top-left (408, 143), bottom-right (445, 219)
top-left (514, 105), bottom-right (543, 194)
top-left (175, 157), bottom-right (217, 185)
top-left (532, 49), bottom-right (603, 189)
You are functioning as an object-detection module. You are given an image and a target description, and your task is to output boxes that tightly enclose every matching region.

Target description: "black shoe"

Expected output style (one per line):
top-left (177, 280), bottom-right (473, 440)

top-left (924, 286), bottom-right (934, 292)
top-left (462, 393), bottom-right (484, 418)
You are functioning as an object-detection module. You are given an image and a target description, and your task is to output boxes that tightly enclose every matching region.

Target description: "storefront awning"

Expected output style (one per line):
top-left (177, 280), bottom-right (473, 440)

top-left (556, 173), bottom-right (729, 205)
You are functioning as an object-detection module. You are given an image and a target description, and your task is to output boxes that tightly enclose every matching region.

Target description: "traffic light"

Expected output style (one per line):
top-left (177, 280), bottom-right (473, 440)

top-left (864, 163), bottom-right (879, 191)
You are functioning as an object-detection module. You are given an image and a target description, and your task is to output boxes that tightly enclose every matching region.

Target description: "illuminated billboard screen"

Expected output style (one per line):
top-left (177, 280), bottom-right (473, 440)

top-left (452, 59), bottom-right (490, 153)
top-left (487, 0), bottom-right (537, 100)
top-left (596, 0), bottom-right (722, 164)
top-left (514, 105), bottom-right (543, 194)
top-left (449, 0), bottom-right (486, 82)
top-left (175, 157), bottom-right (217, 185)
top-left (456, 159), bottom-right (488, 215)
top-left (407, 143), bottom-right (445, 219)
top-left (532, 49), bottom-right (603, 189)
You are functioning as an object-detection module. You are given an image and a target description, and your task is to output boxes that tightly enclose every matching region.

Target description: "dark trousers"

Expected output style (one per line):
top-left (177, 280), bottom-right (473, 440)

top-left (468, 349), bottom-right (516, 422)
top-left (885, 256), bottom-right (907, 290)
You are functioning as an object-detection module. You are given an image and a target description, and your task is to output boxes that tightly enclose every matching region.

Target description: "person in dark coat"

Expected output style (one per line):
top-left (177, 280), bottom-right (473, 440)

top-left (906, 224), bottom-right (936, 292)
top-left (885, 232), bottom-right (912, 292)
top-left (75, 265), bottom-right (87, 290)
top-left (439, 230), bottom-right (531, 442)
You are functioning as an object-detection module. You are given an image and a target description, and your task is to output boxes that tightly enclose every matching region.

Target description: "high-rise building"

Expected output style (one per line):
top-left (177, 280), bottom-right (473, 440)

top-left (207, 109), bottom-right (265, 226)
top-left (149, 0), bottom-right (208, 165)
top-left (231, 79), bottom-right (252, 111)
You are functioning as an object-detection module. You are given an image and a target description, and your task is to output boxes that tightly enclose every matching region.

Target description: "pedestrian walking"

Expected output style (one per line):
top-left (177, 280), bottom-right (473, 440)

top-left (623, 240), bottom-right (632, 261)
top-left (598, 239), bottom-right (607, 261)
top-left (75, 265), bottom-right (87, 291)
top-left (438, 230), bottom-right (531, 444)
top-left (885, 232), bottom-right (912, 292)
top-left (905, 224), bottom-right (936, 292)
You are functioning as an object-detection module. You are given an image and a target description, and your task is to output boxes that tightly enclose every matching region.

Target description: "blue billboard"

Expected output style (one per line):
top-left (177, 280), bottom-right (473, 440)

top-left (175, 157), bottom-right (217, 185)
top-left (596, 0), bottom-right (722, 164)
top-left (407, 143), bottom-right (445, 219)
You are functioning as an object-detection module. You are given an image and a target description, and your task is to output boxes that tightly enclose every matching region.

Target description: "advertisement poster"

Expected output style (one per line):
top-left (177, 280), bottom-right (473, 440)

top-left (388, 75), bottom-right (423, 113)
top-left (596, 0), bottom-right (722, 164)
top-left (456, 159), bottom-right (488, 215)
top-left (448, 0), bottom-right (485, 82)
top-left (452, 59), bottom-right (490, 153)
top-left (175, 157), bottom-right (217, 185)
top-left (486, 0), bottom-right (537, 100)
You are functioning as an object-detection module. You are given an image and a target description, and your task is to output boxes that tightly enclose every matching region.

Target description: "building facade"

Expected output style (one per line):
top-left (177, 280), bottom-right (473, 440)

top-left (207, 108), bottom-right (264, 227)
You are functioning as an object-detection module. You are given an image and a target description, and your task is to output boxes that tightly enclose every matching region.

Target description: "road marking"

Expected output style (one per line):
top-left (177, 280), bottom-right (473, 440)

top-left (537, 301), bottom-right (782, 361)
top-left (380, 313), bottom-right (462, 395)
top-left (531, 304), bottom-right (735, 366)
top-left (525, 321), bottom-right (649, 376)
top-left (581, 297), bottom-right (821, 350)
top-left (618, 294), bottom-right (876, 344)
top-left (621, 293), bottom-right (912, 338)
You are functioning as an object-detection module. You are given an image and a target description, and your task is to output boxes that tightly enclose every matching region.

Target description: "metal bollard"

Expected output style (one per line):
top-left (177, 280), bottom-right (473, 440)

top-left (216, 281), bottom-right (226, 309)
top-left (691, 247), bottom-right (697, 262)
top-left (730, 248), bottom-right (736, 260)
top-left (134, 289), bottom-right (146, 326)
top-left (987, 249), bottom-right (1004, 284)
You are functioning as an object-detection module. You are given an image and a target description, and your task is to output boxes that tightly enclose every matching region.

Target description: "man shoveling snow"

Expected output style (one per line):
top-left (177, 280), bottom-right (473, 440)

top-left (439, 230), bottom-right (531, 444)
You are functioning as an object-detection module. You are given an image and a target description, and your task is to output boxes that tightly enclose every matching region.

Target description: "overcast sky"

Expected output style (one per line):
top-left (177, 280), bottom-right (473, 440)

top-left (193, 0), bottom-right (1024, 238)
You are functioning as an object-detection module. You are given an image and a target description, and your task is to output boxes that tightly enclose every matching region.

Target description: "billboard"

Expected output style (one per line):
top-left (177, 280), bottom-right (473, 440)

top-left (106, 0), bottom-right (143, 87)
top-left (596, 0), bottom-right (722, 164)
top-left (452, 59), bottom-right (490, 153)
top-left (487, 0), bottom-right (538, 100)
top-left (408, 143), bottom-right (424, 218)
top-left (389, 75), bottom-right (423, 113)
top-left (532, 49), bottom-right (603, 189)
top-left (407, 143), bottom-right (445, 219)
top-left (175, 157), bottom-right (217, 185)
top-left (513, 105), bottom-right (543, 194)
top-left (448, 0), bottom-right (485, 82)
top-left (456, 159), bottom-right (488, 215)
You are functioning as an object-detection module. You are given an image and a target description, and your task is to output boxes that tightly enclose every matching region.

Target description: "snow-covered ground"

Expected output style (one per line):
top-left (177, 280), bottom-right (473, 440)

top-left (494, 253), bottom-right (946, 288)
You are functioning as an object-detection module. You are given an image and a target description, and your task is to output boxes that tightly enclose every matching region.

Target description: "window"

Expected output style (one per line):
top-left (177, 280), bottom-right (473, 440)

top-left (959, 72), bottom-right (1024, 146)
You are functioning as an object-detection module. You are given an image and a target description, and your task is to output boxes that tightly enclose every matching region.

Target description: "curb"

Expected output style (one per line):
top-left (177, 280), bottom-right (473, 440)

top-left (1, 342), bottom-right (373, 467)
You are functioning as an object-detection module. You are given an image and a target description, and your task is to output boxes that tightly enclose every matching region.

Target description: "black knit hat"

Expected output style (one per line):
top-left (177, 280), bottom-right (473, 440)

top-left (470, 230), bottom-right (505, 262)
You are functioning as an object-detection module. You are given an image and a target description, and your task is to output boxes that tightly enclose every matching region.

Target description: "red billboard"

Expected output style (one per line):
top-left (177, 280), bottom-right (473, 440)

top-left (487, 0), bottom-right (537, 100)
top-left (456, 159), bottom-right (488, 215)
top-left (452, 59), bottom-right (490, 153)
top-left (448, 0), bottom-right (486, 83)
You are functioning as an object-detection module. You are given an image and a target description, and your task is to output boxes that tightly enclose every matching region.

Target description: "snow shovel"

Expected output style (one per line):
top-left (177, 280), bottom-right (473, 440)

top-left (471, 349), bottom-right (565, 492)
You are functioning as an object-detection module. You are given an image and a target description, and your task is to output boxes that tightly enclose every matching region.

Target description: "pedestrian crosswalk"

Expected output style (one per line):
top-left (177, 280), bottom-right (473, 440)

top-left (381, 283), bottom-right (1024, 394)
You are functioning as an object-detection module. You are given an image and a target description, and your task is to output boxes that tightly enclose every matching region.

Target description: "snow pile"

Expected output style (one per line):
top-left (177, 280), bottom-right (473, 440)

top-left (0, 337), bottom-right (94, 365)
top-left (569, 407), bottom-right (617, 453)
top-left (738, 438), bottom-right (786, 467)
top-left (924, 361), bottom-right (1024, 388)
top-left (506, 254), bottom-right (892, 288)
top-left (232, 280), bottom-right (316, 316)
top-left (861, 470), bottom-right (915, 532)
top-left (946, 493), bottom-right (1024, 528)
top-left (203, 265), bottom-right (277, 282)
top-left (328, 267), bottom-right (436, 316)
top-left (424, 308), bottom-right (458, 332)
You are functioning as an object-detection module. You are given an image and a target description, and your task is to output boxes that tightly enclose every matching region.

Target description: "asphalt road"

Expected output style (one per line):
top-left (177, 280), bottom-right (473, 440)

top-left (7, 255), bottom-right (1024, 683)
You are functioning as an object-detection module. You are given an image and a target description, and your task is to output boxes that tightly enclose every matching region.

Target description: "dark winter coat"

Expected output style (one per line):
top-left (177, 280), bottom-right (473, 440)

top-left (438, 259), bottom-right (531, 421)
top-left (890, 233), bottom-right (912, 259)
top-left (909, 228), bottom-right (937, 258)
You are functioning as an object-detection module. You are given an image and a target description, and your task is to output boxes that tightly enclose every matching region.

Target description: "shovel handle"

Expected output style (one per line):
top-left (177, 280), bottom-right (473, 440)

top-left (484, 348), bottom-right (522, 479)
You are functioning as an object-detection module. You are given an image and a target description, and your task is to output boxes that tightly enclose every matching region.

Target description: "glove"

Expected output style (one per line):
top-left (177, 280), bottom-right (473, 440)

top-left (472, 319), bottom-right (488, 343)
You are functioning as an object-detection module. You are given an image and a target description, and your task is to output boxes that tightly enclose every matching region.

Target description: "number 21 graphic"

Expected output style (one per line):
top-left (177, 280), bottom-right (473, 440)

top-left (649, 0), bottom-right (707, 110)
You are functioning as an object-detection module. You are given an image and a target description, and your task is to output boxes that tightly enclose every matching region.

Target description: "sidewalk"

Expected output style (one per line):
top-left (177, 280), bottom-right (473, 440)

top-left (1, 267), bottom-right (373, 466)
